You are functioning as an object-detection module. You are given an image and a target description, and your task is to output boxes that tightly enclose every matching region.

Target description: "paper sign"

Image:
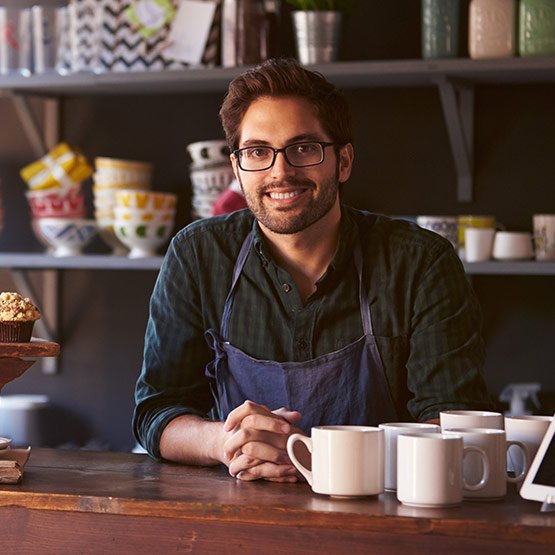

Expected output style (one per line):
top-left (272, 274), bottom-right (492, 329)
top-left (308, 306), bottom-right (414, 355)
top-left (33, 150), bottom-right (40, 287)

top-left (163, 0), bottom-right (217, 65)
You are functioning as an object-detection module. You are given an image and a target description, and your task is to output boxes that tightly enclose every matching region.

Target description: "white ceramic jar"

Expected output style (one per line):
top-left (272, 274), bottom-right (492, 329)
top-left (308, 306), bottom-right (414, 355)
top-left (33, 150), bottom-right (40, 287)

top-left (469, 0), bottom-right (516, 59)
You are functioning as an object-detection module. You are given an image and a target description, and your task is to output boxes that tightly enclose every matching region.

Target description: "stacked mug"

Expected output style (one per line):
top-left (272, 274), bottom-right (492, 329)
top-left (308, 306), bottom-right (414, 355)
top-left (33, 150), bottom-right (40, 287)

top-left (113, 189), bottom-right (177, 259)
top-left (186, 140), bottom-right (235, 219)
top-left (93, 157), bottom-right (153, 255)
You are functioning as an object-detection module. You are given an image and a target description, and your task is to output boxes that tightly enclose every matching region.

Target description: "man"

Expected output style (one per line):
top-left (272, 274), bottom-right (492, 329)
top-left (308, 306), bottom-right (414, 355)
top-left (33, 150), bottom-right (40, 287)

top-left (134, 58), bottom-right (492, 482)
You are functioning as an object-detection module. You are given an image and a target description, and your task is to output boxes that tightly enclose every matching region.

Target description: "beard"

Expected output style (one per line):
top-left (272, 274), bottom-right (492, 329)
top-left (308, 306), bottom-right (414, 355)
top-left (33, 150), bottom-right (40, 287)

top-left (238, 168), bottom-right (340, 235)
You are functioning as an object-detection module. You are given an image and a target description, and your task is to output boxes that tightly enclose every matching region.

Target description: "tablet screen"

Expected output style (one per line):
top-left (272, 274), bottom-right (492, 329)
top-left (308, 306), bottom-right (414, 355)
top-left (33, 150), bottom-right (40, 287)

top-left (520, 414), bottom-right (555, 503)
top-left (533, 431), bottom-right (555, 486)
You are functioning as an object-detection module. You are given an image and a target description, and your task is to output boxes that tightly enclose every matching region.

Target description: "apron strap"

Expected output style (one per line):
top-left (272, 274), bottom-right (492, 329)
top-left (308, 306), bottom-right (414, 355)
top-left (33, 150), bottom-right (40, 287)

top-left (354, 242), bottom-right (374, 336)
top-left (221, 230), bottom-right (254, 340)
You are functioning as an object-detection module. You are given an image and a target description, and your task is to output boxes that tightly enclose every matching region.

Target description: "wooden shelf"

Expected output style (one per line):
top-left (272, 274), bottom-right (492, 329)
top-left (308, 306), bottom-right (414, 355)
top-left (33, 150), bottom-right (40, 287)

top-left (1, 252), bottom-right (554, 275)
top-left (0, 253), bottom-right (164, 271)
top-left (0, 57), bottom-right (554, 97)
top-left (463, 260), bottom-right (555, 276)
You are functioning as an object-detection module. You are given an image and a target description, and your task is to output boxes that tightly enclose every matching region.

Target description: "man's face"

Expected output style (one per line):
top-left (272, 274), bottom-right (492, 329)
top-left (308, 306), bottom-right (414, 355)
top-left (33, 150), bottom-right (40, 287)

top-left (232, 96), bottom-right (353, 235)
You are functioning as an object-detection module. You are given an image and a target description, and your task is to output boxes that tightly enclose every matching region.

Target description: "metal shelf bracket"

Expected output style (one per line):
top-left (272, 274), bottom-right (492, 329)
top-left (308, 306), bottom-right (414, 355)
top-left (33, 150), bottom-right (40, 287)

top-left (435, 77), bottom-right (475, 203)
top-left (7, 93), bottom-right (61, 374)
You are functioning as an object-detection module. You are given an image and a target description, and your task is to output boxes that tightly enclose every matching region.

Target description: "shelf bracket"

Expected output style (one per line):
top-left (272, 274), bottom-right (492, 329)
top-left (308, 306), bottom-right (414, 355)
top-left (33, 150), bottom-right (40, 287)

top-left (435, 78), bottom-right (475, 203)
top-left (10, 269), bottom-right (60, 375)
top-left (9, 93), bottom-right (60, 157)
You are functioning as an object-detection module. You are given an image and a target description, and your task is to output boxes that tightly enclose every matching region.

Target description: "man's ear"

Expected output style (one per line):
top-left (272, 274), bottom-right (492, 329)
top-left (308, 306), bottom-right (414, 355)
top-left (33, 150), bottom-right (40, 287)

top-left (338, 143), bottom-right (354, 183)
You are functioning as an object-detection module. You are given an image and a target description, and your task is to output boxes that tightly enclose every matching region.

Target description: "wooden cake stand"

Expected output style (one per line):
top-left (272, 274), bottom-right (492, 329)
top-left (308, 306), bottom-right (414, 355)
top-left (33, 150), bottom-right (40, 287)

top-left (0, 339), bottom-right (60, 392)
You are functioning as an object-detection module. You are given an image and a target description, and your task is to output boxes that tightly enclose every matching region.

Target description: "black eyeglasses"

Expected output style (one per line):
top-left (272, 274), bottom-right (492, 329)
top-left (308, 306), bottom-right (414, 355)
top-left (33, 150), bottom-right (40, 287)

top-left (233, 141), bottom-right (335, 172)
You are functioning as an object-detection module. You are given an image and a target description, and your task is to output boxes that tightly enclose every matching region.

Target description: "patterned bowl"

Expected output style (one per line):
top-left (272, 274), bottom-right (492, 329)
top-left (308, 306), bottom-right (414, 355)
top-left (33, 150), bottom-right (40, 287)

top-left (113, 220), bottom-right (173, 258)
top-left (114, 189), bottom-right (177, 210)
top-left (36, 218), bottom-right (97, 257)
top-left (26, 185), bottom-right (86, 219)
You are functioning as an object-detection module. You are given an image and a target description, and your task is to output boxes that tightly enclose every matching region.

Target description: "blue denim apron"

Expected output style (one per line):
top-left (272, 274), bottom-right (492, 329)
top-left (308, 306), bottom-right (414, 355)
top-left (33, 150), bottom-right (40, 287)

top-left (205, 230), bottom-right (397, 433)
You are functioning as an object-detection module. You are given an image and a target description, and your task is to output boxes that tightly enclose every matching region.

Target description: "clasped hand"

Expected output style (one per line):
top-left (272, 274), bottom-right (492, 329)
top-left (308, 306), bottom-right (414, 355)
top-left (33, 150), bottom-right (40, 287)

top-left (222, 400), bottom-right (303, 482)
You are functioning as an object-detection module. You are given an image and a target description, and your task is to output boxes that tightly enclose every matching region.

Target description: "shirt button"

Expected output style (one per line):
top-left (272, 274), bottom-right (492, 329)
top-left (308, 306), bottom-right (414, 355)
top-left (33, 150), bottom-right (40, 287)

top-left (297, 339), bottom-right (308, 350)
top-left (282, 283), bottom-right (292, 293)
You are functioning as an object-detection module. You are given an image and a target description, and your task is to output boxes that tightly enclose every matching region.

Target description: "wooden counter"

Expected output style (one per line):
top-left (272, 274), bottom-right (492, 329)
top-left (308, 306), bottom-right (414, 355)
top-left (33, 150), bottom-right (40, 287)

top-left (0, 448), bottom-right (553, 554)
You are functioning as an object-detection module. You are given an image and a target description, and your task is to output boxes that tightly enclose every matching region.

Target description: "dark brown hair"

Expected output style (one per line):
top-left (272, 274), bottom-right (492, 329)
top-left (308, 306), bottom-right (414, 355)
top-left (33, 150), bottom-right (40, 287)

top-left (219, 58), bottom-right (352, 151)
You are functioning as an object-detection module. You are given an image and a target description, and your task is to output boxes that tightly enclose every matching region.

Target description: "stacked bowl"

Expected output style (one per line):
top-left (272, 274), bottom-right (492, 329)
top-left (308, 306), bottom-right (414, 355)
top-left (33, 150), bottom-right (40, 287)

top-left (20, 143), bottom-right (96, 256)
top-left (93, 157), bottom-right (153, 255)
top-left (113, 189), bottom-right (177, 258)
top-left (187, 140), bottom-right (235, 219)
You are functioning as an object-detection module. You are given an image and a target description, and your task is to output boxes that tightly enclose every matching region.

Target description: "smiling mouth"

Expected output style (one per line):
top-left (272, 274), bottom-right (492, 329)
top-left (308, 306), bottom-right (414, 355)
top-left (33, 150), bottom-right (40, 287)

top-left (267, 190), bottom-right (304, 200)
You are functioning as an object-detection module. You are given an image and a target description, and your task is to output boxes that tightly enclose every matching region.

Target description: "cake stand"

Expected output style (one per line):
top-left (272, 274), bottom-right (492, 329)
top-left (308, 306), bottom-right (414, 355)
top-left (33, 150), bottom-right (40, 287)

top-left (0, 339), bottom-right (59, 482)
top-left (0, 338), bottom-right (60, 392)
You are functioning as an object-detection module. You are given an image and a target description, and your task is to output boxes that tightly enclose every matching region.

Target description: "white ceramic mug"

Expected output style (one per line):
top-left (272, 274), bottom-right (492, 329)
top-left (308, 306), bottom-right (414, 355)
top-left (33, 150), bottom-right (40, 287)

top-left (505, 415), bottom-right (553, 479)
top-left (444, 428), bottom-right (529, 499)
top-left (397, 433), bottom-right (490, 507)
top-left (286, 426), bottom-right (384, 498)
top-left (440, 410), bottom-right (504, 431)
top-left (464, 227), bottom-right (495, 262)
top-left (533, 214), bottom-right (555, 261)
top-left (378, 422), bottom-right (440, 491)
top-left (492, 231), bottom-right (534, 260)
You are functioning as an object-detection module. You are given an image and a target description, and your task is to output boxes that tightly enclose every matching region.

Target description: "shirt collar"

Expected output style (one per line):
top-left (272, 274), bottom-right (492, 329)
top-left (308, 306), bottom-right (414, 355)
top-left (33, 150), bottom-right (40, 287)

top-left (250, 205), bottom-right (360, 280)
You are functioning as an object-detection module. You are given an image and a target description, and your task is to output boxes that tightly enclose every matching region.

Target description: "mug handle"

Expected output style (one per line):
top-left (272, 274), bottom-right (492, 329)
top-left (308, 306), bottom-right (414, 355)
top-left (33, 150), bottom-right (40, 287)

top-left (286, 433), bottom-right (313, 485)
top-left (506, 440), bottom-right (531, 483)
top-left (462, 445), bottom-right (490, 491)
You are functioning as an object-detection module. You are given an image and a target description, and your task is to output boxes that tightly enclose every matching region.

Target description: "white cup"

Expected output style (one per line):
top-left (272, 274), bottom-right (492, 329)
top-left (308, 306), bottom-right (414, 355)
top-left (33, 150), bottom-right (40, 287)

top-left (505, 415), bottom-right (553, 480)
top-left (397, 433), bottom-right (490, 507)
top-left (533, 214), bottom-right (555, 261)
top-left (378, 422), bottom-right (440, 491)
top-left (287, 426), bottom-right (384, 498)
top-left (443, 428), bottom-right (529, 499)
top-left (492, 231), bottom-right (534, 260)
top-left (440, 410), bottom-right (504, 431)
top-left (464, 227), bottom-right (495, 262)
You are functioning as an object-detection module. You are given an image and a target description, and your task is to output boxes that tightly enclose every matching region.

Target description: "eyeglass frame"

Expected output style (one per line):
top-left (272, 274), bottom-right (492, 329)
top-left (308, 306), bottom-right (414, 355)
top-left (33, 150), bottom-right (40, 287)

top-left (232, 141), bottom-right (336, 172)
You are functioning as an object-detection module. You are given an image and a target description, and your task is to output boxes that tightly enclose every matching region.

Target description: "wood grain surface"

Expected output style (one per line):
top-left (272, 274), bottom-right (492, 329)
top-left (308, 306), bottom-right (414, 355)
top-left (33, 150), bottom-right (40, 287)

top-left (0, 448), bottom-right (552, 554)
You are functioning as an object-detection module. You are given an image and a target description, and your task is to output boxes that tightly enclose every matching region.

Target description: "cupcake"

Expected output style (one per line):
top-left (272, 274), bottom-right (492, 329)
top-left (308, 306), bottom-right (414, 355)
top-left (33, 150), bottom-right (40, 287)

top-left (0, 292), bottom-right (41, 342)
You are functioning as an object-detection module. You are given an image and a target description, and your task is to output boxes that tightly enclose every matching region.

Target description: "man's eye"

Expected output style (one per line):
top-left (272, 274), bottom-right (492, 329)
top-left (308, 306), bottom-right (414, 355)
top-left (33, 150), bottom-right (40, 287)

top-left (245, 148), bottom-right (270, 159)
top-left (295, 143), bottom-right (317, 154)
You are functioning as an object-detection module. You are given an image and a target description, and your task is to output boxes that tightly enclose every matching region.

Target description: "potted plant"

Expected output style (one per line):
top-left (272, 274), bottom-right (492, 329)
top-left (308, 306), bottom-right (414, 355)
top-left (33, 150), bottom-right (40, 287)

top-left (285, 1), bottom-right (360, 64)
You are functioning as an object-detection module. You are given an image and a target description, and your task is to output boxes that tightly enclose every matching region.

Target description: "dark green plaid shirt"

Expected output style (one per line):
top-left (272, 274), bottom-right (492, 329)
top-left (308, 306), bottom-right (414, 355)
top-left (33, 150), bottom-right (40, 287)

top-left (134, 206), bottom-right (492, 457)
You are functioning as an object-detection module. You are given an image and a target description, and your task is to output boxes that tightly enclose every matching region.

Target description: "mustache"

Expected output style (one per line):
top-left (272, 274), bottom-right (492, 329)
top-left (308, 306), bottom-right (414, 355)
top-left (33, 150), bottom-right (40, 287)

top-left (261, 178), bottom-right (316, 194)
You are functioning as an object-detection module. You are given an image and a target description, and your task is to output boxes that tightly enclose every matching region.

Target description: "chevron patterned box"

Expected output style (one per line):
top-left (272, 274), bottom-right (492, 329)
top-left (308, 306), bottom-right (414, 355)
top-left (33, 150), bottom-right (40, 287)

top-left (69, 0), bottom-right (220, 73)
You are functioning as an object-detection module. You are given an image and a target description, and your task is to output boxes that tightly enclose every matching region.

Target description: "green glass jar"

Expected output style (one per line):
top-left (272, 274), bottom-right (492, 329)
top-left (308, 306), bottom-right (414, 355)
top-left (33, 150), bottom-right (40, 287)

top-left (421, 0), bottom-right (460, 59)
top-left (519, 0), bottom-right (555, 56)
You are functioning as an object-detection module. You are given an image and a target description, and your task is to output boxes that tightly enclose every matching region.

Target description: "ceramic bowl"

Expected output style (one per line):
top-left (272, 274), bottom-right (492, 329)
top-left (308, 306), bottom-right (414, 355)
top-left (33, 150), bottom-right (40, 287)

top-left (114, 221), bottom-right (173, 258)
top-left (113, 206), bottom-right (175, 224)
top-left (186, 140), bottom-right (229, 168)
top-left (114, 189), bottom-right (177, 210)
top-left (492, 231), bottom-right (534, 260)
top-left (26, 185), bottom-right (86, 219)
top-left (36, 218), bottom-right (97, 257)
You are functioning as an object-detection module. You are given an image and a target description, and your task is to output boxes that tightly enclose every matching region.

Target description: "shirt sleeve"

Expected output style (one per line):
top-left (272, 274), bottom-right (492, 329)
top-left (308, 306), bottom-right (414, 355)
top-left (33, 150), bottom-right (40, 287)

top-left (406, 243), bottom-right (494, 421)
top-left (133, 233), bottom-right (215, 459)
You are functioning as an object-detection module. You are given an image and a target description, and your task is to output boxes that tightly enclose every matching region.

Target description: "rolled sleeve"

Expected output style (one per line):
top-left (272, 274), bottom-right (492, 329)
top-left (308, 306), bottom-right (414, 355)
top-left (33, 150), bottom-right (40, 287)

top-left (133, 233), bottom-right (215, 458)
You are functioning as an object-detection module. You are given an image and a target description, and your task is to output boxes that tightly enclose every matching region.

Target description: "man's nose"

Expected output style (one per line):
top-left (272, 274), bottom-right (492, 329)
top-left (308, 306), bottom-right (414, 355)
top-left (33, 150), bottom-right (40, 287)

top-left (269, 150), bottom-right (295, 178)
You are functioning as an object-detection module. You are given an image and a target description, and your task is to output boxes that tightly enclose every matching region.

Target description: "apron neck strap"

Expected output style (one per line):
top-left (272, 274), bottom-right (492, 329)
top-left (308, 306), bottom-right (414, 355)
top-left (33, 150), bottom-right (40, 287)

top-left (221, 230), bottom-right (254, 339)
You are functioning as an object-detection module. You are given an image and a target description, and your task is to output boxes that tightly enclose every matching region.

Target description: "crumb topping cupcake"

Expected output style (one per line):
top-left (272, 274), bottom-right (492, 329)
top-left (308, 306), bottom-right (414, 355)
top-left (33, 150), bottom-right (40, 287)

top-left (0, 292), bottom-right (41, 342)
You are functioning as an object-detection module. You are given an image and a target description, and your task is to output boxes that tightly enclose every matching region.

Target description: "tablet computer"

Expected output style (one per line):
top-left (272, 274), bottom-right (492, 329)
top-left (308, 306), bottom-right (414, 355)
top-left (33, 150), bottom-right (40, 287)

top-left (520, 413), bottom-right (555, 505)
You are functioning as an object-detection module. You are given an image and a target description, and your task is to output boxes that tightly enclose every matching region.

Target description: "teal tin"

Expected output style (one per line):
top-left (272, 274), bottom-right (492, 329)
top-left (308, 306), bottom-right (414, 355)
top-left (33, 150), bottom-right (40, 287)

top-left (421, 0), bottom-right (460, 59)
top-left (519, 0), bottom-right (555, 56)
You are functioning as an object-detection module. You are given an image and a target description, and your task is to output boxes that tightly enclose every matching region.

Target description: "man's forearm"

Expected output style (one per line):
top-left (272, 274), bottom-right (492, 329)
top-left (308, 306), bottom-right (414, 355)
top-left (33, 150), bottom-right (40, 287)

top-left (159, 414), bottom-right (225, 466)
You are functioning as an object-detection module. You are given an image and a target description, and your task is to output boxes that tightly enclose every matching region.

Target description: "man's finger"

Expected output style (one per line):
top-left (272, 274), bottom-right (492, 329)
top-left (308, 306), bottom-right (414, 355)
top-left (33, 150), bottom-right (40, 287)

top-left (223, 400), bottom-right (270, 432)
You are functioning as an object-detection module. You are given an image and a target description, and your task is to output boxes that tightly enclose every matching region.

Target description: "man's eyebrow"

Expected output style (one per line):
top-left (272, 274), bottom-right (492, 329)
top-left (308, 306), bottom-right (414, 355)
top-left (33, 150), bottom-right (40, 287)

top-left (240, 134), bottom-right (325, 147)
